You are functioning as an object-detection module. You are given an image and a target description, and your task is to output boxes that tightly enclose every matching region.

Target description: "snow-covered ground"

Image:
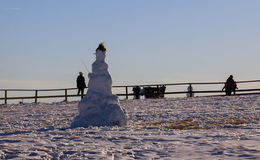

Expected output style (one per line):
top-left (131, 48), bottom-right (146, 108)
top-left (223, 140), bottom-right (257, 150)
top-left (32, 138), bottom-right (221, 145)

top-left (0, 95), bottom-right (259, 159)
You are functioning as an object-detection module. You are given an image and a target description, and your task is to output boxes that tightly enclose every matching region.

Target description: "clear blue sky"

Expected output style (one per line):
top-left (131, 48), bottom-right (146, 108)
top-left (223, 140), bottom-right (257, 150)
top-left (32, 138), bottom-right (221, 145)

top-left (1, 0), bottom-right (260, 89)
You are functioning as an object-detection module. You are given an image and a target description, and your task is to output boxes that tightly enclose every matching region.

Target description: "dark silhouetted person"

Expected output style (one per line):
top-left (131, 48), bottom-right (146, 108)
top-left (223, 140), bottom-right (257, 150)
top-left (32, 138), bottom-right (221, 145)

top-left (77, 72), bottom-right (86, 99)
top-left (133, 86), bottom-right (141, 99)
top-left (187, 85), bottom-right (194, 97)
top-left (222, 75), bottom-right (238, 96)
top-left (159, 85), bottom-right (166, 98)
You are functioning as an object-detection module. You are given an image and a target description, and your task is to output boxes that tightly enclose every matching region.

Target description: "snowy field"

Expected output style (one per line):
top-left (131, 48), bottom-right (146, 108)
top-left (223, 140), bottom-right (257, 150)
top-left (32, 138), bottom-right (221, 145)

top-left (0, 95), bottom-right (260, 159)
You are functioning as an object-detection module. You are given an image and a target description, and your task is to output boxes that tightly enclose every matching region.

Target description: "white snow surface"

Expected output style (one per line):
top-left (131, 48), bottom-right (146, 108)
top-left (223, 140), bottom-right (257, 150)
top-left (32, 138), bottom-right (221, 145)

top-left (71, 49), bottom-right (126, 127)
top-left (0, 95), bottom-right (260, 159)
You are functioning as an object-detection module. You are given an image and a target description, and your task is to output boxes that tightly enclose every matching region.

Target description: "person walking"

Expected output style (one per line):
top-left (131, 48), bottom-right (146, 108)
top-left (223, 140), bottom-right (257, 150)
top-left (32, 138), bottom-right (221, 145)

top-left (77, 72), bottom-right (86, 99)
top-left (222, 75), bottom-right (238, 96)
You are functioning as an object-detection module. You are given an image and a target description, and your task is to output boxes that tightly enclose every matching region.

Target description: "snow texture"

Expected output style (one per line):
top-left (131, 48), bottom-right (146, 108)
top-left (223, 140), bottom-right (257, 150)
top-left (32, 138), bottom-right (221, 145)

top-left (0, 95), bottom-right (260, 159)
top-left (71, 48), bottom-right (126, 127)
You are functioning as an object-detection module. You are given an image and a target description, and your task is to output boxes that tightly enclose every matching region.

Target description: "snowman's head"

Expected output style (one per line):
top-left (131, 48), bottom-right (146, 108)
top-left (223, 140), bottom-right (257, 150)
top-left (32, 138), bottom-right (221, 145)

top-left (96, 50), bottom-right (106, 61)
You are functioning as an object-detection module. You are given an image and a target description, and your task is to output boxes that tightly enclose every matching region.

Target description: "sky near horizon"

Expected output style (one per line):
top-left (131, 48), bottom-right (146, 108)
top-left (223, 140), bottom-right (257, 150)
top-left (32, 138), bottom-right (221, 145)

top-left (1, 0), bottom-right (260, 89)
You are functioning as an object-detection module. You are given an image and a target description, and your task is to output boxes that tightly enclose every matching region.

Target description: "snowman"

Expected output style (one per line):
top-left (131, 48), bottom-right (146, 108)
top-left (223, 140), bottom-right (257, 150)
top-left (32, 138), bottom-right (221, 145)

top-left (71, 43), bottom-right (127, 127)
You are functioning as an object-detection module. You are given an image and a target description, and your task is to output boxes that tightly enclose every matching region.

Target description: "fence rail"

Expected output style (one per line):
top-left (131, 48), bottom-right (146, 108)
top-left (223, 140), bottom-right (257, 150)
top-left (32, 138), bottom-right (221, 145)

top-left (1, 79), bottom-right (260, 104)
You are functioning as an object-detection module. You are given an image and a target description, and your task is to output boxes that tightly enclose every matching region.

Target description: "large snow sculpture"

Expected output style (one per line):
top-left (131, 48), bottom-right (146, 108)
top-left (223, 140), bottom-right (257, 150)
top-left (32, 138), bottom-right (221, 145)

top-left (71, 43), bottom-right (127, 127)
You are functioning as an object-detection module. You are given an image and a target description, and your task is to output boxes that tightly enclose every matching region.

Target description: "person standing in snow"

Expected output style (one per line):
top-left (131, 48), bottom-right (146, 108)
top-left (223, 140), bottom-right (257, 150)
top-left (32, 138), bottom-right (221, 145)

top-left (187, 85), bottom-right (194, 97)
top-left (159, 85), bottom-right (166, 98)
top-left (133, 86), bottom-right (141, 99)
top-left (77, 72), bottom-right (86, 99)
top-left (222, 75), bottom-right (238, 96)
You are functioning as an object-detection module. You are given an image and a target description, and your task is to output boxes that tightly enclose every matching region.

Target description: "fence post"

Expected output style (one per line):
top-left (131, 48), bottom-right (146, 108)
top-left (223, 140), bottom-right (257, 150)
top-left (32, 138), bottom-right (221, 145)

top-left (157, 85), bottom-right (159, 98)
top-left (4, 90), bottom-right (7, 104)
top-left (125, 86), bottom-right (128, 99)
top-left (65, 89), bottom-right (68, 102)
top-left (35, 90), bottom-right (38, 103)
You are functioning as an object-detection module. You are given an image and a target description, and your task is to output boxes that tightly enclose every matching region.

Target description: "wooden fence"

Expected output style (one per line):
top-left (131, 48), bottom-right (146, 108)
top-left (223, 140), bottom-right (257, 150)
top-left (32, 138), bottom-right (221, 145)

top-left (1, 80), bottom-right (260, 104)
